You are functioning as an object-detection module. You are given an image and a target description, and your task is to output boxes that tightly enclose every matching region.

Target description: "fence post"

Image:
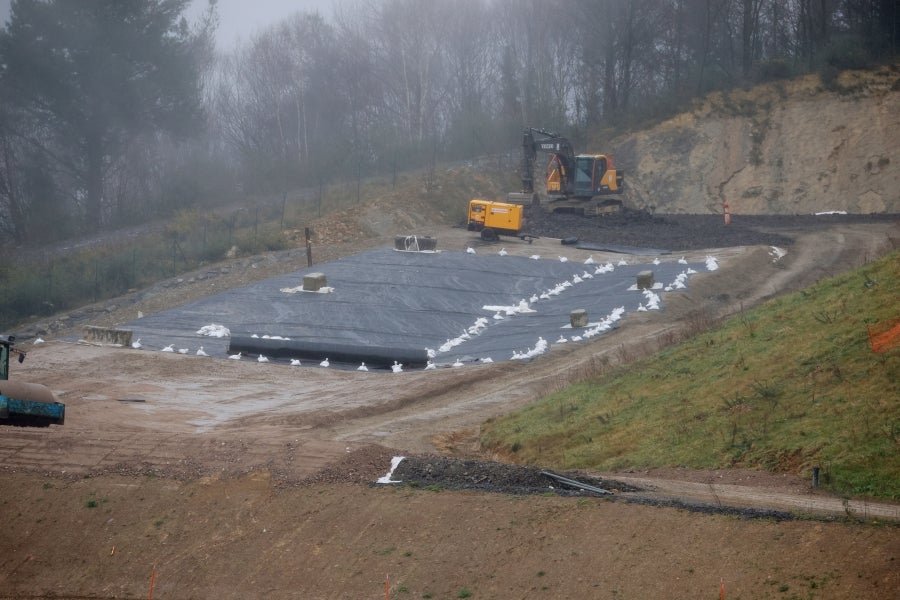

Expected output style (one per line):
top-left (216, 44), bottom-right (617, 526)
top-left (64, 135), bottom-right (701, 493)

top-left (46, 260), bottom-right (53, 313)
top-left (94, 259), bottom-right (99, 302)
top-left (254, 206), bottom-right (259, 246)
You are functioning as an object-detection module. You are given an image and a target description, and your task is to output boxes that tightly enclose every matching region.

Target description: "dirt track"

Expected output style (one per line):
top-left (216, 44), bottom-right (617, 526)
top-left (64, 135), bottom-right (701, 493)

top-left (1, 218), bottom-right (899, 599)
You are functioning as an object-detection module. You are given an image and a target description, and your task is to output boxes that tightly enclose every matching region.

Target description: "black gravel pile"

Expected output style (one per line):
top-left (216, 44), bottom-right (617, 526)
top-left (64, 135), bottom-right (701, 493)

top-left (389, 456), bottom-right (639, 496)
top-left (522, 207), bottom-right (899, 251)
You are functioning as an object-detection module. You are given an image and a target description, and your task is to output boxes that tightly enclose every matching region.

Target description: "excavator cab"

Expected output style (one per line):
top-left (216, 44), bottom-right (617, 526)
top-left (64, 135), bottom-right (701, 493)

top-left (573, 156), bottom-right (596, 197)
top-left (574, 155), bottom-right (623, 196)
top-left (0, 335), bottom-right (65, 427)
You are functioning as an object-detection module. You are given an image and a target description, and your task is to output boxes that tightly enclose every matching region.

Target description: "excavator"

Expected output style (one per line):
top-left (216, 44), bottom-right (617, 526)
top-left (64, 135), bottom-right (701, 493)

top-left (0, 335), bottom-right (65, 427)
top-left (508, 127), bottom-right (625, 216)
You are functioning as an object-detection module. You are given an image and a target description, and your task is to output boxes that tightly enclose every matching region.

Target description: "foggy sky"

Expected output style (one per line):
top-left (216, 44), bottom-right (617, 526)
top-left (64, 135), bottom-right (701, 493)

top-left (0, 0), bottom-right (337, 52)
top-left (188, 0), bottom-right (337, 51)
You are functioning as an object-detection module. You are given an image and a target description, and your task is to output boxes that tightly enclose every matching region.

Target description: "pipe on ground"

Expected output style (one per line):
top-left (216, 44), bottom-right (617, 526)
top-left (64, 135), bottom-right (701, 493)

top-left (227, 336), bottom-right (428, 369)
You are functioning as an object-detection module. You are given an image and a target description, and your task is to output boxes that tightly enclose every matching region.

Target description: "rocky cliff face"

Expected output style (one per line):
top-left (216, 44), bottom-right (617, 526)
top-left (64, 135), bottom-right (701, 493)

top-left (614, 66), bottom-right (899, 215)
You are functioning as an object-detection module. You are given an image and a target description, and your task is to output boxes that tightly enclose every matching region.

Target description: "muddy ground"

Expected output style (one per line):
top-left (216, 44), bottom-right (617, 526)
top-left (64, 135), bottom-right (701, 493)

top-left (1, 213), bottom-right (898, 599)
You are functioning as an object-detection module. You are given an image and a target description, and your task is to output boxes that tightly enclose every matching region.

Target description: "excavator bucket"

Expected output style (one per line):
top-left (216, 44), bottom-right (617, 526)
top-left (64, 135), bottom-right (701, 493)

top-left (0, 380), bottom-right (65, 427)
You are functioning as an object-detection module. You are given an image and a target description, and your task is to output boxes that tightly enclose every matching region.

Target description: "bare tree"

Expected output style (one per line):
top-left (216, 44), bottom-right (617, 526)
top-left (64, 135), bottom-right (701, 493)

top-left (439, 0), bottom-right (499, 155)
top-left (213, 12), bottom-right (341, 190)
top-left (741, 0), bottom-right (765, 76)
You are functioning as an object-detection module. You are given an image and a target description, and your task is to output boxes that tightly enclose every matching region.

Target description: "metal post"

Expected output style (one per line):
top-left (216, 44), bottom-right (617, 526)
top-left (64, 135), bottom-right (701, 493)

top-left (47, 260), bottom-right (52, 311)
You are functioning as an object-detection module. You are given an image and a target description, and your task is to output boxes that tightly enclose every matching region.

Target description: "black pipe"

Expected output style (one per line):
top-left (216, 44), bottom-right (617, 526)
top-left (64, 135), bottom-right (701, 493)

top-left (227, 335), bottom-right (428, 369)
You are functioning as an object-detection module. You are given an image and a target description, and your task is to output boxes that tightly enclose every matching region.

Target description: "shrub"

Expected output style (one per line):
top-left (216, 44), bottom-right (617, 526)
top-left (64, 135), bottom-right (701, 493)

top-left (757, 58), bottom-right (792, 82)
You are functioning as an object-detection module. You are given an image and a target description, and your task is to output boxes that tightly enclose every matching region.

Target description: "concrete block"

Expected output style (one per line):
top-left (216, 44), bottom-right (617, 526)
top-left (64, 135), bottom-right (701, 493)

top-left (570, 309), bottom-right (589, 328)
top-left (637, 270), bottom-right (655, 289)
top-left (82, 325), bottom-right (133, 347)
top-left (303, 272), bottom-right (327, 291)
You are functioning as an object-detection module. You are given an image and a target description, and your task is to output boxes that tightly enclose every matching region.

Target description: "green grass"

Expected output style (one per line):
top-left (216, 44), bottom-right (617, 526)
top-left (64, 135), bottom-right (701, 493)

top-left (481, 250), bottom-right (900, 499)
top-left (0, 210), bottom-right (289, 330)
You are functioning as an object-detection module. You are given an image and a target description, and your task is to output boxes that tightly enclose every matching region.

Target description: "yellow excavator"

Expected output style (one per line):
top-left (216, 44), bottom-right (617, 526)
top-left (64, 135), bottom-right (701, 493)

top-left (508, 127), bottom-right (625, 215)
top-left (0, 335), bottom-right (65, 427)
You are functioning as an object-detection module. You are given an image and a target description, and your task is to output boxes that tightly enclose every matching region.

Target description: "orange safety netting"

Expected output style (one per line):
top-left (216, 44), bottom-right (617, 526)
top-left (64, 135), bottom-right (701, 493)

top-left (868, 318), bottom-right (900, 353)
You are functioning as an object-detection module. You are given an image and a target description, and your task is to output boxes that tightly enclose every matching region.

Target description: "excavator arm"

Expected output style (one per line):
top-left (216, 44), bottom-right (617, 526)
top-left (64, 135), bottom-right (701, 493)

top-left (520, 127), bottom-right (576, 196)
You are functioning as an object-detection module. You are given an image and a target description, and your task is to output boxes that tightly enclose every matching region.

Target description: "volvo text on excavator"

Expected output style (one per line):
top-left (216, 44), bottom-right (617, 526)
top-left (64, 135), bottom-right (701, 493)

top-left (509, 127), bottom-right (625, 216)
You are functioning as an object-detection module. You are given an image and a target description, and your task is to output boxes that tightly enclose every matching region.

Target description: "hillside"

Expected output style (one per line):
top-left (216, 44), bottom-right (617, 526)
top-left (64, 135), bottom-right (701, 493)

top-left (481, 250), bottom-right (900, 499)
top-left (615, 65), bottom-right (900, 215)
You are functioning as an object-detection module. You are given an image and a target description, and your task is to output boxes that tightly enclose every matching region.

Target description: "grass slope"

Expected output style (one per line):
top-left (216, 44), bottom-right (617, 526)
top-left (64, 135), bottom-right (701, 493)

top-left (481, 250), bottom-right (900, 499)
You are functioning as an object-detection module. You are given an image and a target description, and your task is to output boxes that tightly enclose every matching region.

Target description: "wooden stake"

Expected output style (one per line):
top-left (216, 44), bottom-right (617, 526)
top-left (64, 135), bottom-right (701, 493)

top-left (719, 576), bottom-right (725, 600)
top-left (148, 567), bottom-right (156, 600)
top-left (385, 573), bottom-right (389, 599)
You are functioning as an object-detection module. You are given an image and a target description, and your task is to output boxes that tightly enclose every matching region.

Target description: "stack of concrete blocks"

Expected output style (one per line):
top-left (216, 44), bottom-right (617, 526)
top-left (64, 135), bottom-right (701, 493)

top-left (394, 235), bottom-right (437, 252)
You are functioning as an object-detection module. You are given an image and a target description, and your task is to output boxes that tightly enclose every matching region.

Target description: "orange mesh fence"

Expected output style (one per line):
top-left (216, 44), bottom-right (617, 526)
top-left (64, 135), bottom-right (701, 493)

top-left (868, 318), bottom-right (900, 353)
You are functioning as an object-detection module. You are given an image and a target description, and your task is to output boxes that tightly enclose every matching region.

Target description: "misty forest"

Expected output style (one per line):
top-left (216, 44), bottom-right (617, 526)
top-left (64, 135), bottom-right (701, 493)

top-left (0, 0), bottom-right (896, 245)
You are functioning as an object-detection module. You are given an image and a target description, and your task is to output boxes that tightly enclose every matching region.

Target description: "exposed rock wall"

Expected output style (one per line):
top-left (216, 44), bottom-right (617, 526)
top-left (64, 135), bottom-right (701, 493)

top-left (615, 67), bottom-right (900, 215)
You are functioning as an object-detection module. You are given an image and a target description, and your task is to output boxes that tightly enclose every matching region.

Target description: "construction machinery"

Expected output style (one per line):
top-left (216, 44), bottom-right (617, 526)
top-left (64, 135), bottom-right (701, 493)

top-left (0, 335), bottom-right (65, 427)
top-left (509, 127), bottom-right (625, 215)
top-left (466, 199), bottom-right (537, 243)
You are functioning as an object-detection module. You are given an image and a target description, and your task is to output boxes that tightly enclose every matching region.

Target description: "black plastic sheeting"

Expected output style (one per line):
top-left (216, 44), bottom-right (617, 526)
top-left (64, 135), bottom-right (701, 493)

top-left (122, 247), bottom-right (710, 370)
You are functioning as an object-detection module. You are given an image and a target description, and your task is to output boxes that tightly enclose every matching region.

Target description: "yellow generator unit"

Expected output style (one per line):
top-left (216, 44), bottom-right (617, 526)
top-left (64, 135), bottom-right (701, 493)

top-left (467, 199), bottom-right (525, 242)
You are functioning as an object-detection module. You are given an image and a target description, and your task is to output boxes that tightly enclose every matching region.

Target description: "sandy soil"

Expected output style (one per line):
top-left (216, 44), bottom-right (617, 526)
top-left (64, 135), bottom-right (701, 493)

top-left (1, 219), bottom-right (898, 599)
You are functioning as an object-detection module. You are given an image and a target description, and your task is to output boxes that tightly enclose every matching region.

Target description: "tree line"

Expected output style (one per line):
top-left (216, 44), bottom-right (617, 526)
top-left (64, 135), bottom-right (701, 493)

top-left (0, 0), bottom-right (896, 244)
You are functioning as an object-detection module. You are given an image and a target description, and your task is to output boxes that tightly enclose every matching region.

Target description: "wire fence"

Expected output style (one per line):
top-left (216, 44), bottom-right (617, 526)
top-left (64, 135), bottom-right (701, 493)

top-left (0, 210), bottom-right (288, 330)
